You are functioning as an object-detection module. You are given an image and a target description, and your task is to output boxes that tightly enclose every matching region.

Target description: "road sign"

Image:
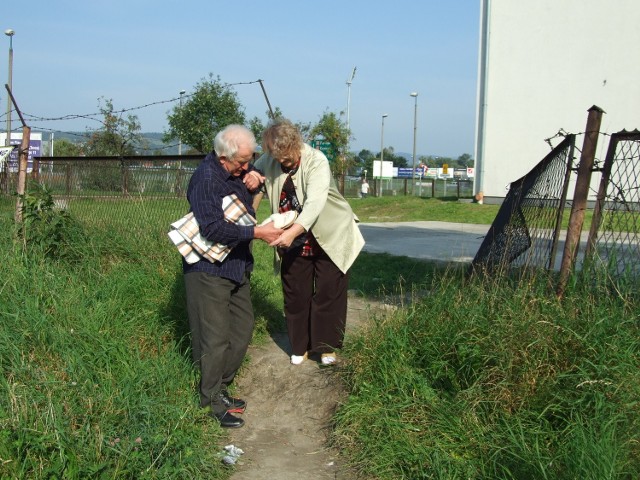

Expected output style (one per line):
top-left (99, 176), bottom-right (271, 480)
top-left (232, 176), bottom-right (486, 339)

top-left (310, 140), bottom-right (334, 161)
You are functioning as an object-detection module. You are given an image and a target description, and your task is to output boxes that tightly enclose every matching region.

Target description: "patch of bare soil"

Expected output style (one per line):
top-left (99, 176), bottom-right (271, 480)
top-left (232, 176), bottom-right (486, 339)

top-left (226, 293), bottom-right (393, 479)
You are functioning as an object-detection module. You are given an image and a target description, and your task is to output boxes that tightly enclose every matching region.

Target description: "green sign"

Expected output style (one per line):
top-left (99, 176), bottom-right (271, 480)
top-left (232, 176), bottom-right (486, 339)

top-left (310, 140), bottom-right (334, 161)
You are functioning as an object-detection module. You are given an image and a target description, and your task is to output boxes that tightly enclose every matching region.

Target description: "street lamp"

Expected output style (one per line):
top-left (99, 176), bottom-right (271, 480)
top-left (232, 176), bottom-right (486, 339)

top-left (178, 90), bottom-right (186, 156)
top-left (379, 113), bottom-right (388, 197)
top-left (346, 66), bottom-right (356, 133)
top-left (5, 29), bottom-right (14, 148)
top-left (410, 92), bottom-right (418, 195)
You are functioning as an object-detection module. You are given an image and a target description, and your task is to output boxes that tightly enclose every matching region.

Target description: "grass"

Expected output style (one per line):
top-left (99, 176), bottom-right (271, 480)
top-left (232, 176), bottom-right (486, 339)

top-left (348, 195), bottom-right (500, 224)
top-left (333, 272), bottom-right (640, 479)
top-left (0, 192), bottom-right (637, 478)
top-left (0, 215), bottom-right (228, 478)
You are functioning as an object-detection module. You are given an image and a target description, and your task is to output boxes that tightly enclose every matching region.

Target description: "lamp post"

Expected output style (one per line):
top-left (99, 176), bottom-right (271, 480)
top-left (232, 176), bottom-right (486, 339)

top-left (178, 90), bottom-right (186, 156)
top-left (5, 29), bottom-right (14, 148)
top-left (410, 92), bottom-right (418, 195)
top-left (379, 113), bottom-right (388, 197)
top-left (346, 66), bottom-right (356, 133)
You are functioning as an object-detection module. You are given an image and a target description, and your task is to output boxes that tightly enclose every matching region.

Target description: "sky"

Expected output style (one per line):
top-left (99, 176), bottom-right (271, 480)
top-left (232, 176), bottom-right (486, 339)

top-left (3, 0), bottom-right (480, 158)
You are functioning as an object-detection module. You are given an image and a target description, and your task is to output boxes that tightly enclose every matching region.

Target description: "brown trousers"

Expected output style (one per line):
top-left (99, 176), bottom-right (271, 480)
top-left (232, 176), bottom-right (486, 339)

top-left (280, 248), bottom-right (349, 356)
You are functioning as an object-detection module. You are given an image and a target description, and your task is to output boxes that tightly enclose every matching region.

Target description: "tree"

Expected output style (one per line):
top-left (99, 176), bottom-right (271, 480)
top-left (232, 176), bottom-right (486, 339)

top-left (456, 153), bottom-right (474, 167)
top-left (85, 97), bottom-right (144, 156)
top-left (83, 98), bottom-right (145, 194)
top-left (308, 111), bottom-right (351, 175)
top-left (356, 149), bottom-right (376, 174)
top-left (53, 138), bottom-right (83, 157)
top-left (380, 147), bottom-right (408, 168)
top-left (164, 74), bottom-right (245, 154)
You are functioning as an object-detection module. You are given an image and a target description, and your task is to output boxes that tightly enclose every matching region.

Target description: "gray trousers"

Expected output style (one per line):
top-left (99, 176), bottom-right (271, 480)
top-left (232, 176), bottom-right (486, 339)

top-left (184, 271), bottom-right (254, 414)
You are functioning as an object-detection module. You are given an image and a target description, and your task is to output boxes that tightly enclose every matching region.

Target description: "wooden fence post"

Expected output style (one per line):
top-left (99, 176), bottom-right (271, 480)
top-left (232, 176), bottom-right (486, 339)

top-left (557, 106), bottom-right (604, 296)
top-left (14, 126), bottom-right (31, 223)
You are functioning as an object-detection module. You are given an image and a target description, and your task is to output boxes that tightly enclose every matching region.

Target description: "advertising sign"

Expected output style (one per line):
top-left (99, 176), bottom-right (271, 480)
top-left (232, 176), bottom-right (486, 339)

top-left (9, 139), bottom-right (42, 173)
top-left (0, 133), bottom-right (42, 173)
top-left (397, 167), bottom-right (415, 178)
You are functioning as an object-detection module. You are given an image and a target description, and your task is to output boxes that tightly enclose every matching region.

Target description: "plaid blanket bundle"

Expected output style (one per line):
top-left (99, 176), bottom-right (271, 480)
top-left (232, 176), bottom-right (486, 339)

top-left (168, 194), bottom-right (256, 264)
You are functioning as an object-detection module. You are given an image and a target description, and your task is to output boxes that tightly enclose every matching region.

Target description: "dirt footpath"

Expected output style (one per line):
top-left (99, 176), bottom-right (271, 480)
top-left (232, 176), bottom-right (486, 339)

top-left (226, 294), bottom-right (387, 479)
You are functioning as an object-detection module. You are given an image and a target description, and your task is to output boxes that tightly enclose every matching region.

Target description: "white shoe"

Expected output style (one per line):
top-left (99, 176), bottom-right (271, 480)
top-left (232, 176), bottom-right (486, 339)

top-left (321, 353), bottom-right (337, 365)
top-left (290, 352), bottom-right (308, 365)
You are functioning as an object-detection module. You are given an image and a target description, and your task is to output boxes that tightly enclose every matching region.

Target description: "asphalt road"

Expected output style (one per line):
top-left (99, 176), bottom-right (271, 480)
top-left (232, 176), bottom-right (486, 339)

top-left (359, 221), bottom-right (491, 264)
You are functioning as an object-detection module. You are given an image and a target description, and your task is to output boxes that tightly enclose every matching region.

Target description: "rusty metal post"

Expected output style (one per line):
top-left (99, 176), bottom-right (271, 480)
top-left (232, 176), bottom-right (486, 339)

top-left (557, 106), bottom-right (604, 296)
top-left (65, 162), bottom-right (71, 196)
top-left (14, 126), bottom-right (31, 223)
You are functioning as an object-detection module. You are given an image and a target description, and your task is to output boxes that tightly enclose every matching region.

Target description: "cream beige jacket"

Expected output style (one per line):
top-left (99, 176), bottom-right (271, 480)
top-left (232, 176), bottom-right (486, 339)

top-left (254, 143), bottom-right (365, 273)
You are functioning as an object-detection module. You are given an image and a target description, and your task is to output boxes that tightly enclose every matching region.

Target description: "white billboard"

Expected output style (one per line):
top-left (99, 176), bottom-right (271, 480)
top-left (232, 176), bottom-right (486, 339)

top-left (372, 160), bottom-right (394, 179)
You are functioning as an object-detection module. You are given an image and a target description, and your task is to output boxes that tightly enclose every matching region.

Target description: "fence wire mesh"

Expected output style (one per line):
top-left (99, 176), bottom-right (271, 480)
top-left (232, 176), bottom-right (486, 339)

top-left (21, 157), bottom-right (194, 241)
top-left (471, 135), bottom-right (575, 275)
top-left (585, 130), bottom-right (640, 281)
top-left (1, 155), bottom-right (476, 234)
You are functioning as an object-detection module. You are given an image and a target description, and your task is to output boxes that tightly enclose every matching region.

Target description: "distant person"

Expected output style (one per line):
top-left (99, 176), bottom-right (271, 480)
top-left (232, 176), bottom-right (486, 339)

top-left (246, 118), bottom-right (365, 366)
top-left (183, 125), bottom-right (281, 428)
top-left (361, 178), bottom-right (369, 198)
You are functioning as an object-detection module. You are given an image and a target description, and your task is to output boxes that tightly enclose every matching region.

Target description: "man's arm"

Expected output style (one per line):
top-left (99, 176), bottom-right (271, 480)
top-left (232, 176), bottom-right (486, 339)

top-left (254, 221), bottom-right (282, 244)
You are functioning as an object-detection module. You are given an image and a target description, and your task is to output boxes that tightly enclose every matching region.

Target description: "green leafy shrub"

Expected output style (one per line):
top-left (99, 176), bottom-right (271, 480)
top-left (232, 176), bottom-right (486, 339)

top-left (17, 181), bottom-right (88, 259)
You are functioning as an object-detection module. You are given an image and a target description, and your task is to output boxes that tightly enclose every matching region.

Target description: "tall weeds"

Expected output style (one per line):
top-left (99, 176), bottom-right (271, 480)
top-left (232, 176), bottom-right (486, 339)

top-left (0, 196), bottom-right (231, 478)
top-left (333, 270), bottom-right (640, 479)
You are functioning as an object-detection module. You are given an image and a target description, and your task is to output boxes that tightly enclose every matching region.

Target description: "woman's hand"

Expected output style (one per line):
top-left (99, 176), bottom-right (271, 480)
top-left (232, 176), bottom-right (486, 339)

top-left (269, 223), bottom-right (306, 248)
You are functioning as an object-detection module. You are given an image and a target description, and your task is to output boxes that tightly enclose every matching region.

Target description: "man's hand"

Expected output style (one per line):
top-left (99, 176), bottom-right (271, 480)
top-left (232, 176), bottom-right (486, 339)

top-left (244, 170), bottom-right (265, 191)
top-left (254, 221), bottom-right (283, 244)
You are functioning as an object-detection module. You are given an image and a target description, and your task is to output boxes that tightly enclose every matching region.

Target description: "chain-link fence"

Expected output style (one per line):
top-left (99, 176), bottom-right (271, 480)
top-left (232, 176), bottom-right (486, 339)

top-left (1, 155), bottom-right (475, 226)
top-left (585, 130), bottom-right (640, 279)
top-left (1, 156), bottom-right (197, 241)
top-left (470, 105), bottom-right (640, 293)
top-left (470, 135), bottom-right (575, 275)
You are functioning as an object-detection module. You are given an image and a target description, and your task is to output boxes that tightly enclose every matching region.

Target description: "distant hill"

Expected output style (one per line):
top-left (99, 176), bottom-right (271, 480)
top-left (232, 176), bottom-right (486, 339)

top-left (49, 131), bottom-right (180, 155)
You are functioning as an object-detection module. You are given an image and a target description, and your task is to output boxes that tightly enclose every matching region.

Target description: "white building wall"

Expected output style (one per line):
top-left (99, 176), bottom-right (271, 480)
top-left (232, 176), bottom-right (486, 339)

top-left (475, 0), bottom-right (640, 201)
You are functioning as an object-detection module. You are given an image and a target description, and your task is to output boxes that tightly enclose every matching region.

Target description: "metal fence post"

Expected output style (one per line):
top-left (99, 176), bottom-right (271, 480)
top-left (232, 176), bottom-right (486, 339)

top-left (557, 105), bottom-right (604, 296)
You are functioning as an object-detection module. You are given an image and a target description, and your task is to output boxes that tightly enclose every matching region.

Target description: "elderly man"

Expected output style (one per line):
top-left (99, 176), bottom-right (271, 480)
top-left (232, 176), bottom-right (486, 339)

top-left (183, 124), bottom-right (280, 428)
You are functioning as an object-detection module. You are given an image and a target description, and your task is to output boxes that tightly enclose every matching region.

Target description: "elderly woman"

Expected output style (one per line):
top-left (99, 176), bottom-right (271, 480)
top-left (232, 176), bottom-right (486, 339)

top-left (250, 118), bottom-right (364, 365)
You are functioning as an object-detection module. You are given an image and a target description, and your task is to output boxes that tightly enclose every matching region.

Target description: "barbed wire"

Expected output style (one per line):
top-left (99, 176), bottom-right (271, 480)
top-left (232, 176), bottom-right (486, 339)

top-left (0, 78), bottom-right (264, 126)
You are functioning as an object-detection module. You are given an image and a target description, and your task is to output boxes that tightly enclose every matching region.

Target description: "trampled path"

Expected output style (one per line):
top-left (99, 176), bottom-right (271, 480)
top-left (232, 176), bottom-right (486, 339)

top-left (226, 295), bottom-right (384, 479)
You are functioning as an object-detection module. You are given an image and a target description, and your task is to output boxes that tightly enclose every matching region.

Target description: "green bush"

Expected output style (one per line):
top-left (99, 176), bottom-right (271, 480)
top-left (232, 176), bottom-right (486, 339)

top-left (17, 181), bottom-right (88, 260)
